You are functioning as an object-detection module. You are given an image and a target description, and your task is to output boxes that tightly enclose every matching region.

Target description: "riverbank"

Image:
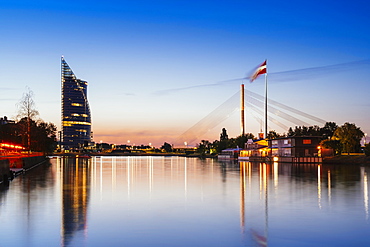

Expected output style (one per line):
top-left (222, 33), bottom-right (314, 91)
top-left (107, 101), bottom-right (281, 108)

top-left (0, 155), bottom-right (48, 184)
top-left (323, 155), bottom-right (370, 165)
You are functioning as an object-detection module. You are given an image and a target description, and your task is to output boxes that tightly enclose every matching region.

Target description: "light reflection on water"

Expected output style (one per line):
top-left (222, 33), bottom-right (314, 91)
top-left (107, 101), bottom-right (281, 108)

top-left (0, 157), bottom-right (369, 246)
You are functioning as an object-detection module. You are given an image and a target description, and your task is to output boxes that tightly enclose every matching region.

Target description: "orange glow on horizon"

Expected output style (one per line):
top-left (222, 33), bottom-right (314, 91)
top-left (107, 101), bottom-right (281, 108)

top-left (92, 127), bottom-right (221, 147)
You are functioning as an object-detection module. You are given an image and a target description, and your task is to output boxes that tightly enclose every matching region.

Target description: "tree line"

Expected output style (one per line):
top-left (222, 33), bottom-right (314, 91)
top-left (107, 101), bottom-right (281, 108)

top-left (0, 118), bottom-right (57, 153)
top-left (195, 122), bottom-right (369, 156)
top-left (0, 88), bottom-right (57, 154)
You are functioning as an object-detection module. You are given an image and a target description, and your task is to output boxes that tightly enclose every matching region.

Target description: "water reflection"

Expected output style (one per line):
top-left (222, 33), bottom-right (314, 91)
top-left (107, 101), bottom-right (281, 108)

top-left (361, 167), bottom-right (369, 220)
top-left (239, 162), bottom-right (269, 246)
top-left (239, 162), bottom-right (370, 246)
top-left (59, 157), bottom-right (91, 247)
top-left (1, 157), bottom-right (370, 246)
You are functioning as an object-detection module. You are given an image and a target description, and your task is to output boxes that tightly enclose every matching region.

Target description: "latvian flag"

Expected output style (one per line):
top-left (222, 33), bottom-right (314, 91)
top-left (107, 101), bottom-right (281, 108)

top-left (250, 60), bottom-right (267, 82)
top-left (251, 229), bottom-right (267, 247)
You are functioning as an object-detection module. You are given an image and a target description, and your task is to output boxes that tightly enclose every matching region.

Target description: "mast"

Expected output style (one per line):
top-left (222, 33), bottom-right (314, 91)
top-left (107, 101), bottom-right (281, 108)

top-left (241, 84), bottom-right (245, 136)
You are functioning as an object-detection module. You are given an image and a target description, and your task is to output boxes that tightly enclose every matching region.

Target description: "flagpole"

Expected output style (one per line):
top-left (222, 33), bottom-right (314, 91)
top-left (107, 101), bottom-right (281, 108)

top-left (249, 60), bottom-right (267, 138)
top-left (264, 70), bottom-right (268, 139)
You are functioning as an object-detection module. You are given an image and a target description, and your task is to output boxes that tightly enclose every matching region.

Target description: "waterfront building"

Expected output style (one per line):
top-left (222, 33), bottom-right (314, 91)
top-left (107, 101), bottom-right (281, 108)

top-left (218, 148), bottom-right (243, 160)
top-left (239, 139), bottom-right (269, 161)
top-left (269, 136), bottom-right (320, 156)
top-left (61, 57), bottom-right (92, 150)
top-left (268, 136), bottom-right (323, 163)
top-left (238, 136), bottom-right (330, 163)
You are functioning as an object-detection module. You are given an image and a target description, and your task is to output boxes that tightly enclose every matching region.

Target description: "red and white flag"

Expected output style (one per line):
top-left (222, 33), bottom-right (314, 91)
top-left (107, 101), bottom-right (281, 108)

top-left (250, 60), bottom-right (267, 82)
top-left (251, 229), bottom-right (267, 247)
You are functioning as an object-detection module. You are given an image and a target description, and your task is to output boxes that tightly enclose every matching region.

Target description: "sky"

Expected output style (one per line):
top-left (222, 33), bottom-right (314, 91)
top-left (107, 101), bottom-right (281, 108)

top-left (1, 0), bottom-right (370, 147)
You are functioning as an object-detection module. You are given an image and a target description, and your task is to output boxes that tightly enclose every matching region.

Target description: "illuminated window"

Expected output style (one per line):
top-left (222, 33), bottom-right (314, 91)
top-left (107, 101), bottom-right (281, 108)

top-left (284, 139), bottom-right (291, 145)
top-left (271, 148), bottom-right (279, 156)
top-left (283, 148), bottom-right (291, 156)
top-left (63, 121), bottom-right (91, 126)
top-left (76, 129), bottom-right (87, 133)
top-left (71, 103), bottom-right (83, 107)
top-left (303, 139), bottom-right (312, 144)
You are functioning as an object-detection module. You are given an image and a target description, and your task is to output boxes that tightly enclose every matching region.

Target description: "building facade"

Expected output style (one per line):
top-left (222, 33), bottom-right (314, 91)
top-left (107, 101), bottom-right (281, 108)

top-left (239, 136), bottom-right (328, 163)
top-left (61, 57), bottom-right (91, 150)
top-left (268, 136), bottom-right (323, 163)
top-left (269, 136), bottom-right (321, 157)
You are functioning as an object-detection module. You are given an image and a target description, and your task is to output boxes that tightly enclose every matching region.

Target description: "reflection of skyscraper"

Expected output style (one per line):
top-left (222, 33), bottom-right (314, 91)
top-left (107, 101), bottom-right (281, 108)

top-left (61, 57), bottom-right (91, 150)
top-left (60, 157), bottom-right (91, 246)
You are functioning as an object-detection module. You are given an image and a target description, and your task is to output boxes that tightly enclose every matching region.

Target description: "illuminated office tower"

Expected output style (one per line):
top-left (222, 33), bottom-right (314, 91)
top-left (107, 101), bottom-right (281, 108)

top-left (61, 56), bottom-right (91, 150)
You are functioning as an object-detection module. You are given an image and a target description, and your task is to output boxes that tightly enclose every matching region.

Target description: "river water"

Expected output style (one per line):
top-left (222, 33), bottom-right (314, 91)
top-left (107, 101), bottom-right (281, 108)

top-left (0, 156), bottom-right (369, 246)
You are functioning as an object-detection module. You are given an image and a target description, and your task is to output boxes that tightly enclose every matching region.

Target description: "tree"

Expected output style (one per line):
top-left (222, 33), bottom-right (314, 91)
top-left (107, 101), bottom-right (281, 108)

top-left (320, 139), bottom-right (342, 155)
top-left (161, 142), bottom-right (173, 152)
top-left (287, 125), bottom-right (321, 136)
top-left (16, 118), bottom-right (57, 153)
top-left (267, 130), bottom-right (283, 139)
top-left (16, 87), bottom-right (39, 150)
top-left (220, 128), bottom-right (228, 141)
top-left (287, 122), bottom-right (338, 139)
top-left (235, 133), bottom-right (254, 149)
top-left (333, 122), bottom-right (364, 153)
top-left (0, 118), bottom-right (57, 153)
top-left (364, 143), bottom-right (370, 156)
top-left (217, 128), bottom-right (230, 153)
top-left (320, 122), bottom-right (338, 139)
top-left (197, 140), bottom-right (211, 156)
top-left (32, 121), bottom-right (57, 153)
top-left (0, 121), bottom-right (21, 144)
top-left (287, 127), bottom-right (294, 137)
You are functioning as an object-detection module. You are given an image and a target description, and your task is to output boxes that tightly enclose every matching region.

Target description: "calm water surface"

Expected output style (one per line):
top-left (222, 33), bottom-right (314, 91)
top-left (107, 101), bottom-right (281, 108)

top-left (0, 156), bottom-right (369, 246)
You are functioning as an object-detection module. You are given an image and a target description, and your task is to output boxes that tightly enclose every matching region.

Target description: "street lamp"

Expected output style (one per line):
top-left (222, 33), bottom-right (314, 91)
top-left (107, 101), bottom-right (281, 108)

top-left (365, 133), bottom-right (368, 145)
top-left (127, 140), bottom-right (132, 150)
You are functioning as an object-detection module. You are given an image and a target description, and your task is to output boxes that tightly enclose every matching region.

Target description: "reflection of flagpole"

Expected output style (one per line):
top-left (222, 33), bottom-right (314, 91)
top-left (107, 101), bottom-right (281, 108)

top-left (240, 162), bottom-right (245, 233)
top-left (328, 170), bottom-right (331, 205)
top-left (252, 163), bottom-right (268, 247)
top-left (264, 163), bottom-right (269, 243)
top-left (318, 165), bottom-right (322, 209)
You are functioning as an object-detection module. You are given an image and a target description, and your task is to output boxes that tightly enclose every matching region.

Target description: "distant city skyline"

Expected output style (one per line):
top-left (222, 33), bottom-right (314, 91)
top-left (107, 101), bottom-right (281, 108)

top-left (1, 0), bottom-right (370, 147)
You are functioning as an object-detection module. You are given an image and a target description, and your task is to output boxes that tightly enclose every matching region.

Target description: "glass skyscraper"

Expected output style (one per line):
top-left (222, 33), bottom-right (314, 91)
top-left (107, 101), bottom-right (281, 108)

top-left (61, 56), bottom-right (92, 150)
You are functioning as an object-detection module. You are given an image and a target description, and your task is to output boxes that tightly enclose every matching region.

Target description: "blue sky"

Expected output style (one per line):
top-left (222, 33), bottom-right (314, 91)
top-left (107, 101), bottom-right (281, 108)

top-left (1, 0), bottom-right (370, 146)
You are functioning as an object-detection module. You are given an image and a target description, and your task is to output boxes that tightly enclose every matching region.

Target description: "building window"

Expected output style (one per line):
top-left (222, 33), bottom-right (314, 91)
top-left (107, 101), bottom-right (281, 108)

top-left (284, 139), bottom-right (291, 145)
top-left (303, 139), bottom-right (312, 144)
top-left (283, 148), bottom-right (291, 156)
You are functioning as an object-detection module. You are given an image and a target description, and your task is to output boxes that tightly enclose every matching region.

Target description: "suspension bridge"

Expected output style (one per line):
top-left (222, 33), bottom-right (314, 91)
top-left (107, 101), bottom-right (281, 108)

top-left (174, 88), bottom-right (326, 146)
top-left (169, 59), bottom-right (370, 146)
